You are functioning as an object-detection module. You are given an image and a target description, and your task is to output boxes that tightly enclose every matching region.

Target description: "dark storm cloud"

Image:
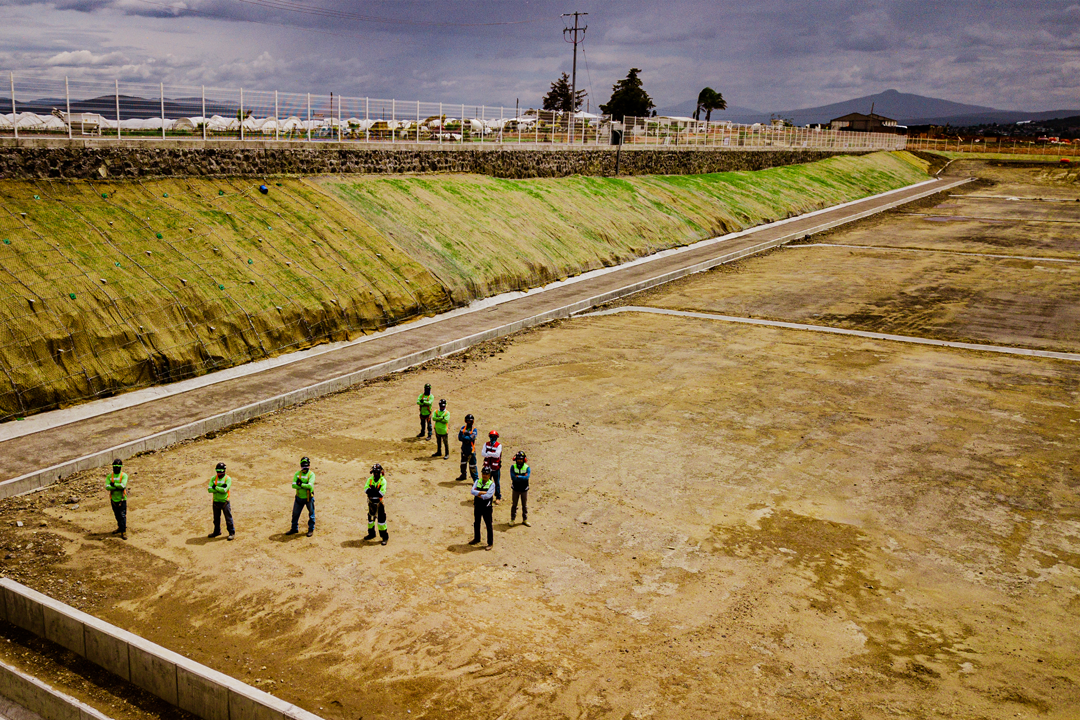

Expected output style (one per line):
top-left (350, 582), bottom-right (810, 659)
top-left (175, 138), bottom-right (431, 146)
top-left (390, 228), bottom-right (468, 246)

top-left (1, 0), bottom-right (1077, 113)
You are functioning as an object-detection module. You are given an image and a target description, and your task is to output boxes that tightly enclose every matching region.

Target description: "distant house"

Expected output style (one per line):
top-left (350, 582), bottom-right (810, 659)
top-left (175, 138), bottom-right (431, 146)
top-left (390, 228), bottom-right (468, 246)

top-left (829, 112), bottom-right (902, 133)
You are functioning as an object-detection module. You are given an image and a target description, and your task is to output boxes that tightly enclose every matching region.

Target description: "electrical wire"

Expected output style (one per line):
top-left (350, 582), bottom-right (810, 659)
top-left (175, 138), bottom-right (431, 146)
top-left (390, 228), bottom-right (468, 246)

top-left (232, 0), bottom-right (559, 27)
top-left (581, 39), bottom-right (594, 113)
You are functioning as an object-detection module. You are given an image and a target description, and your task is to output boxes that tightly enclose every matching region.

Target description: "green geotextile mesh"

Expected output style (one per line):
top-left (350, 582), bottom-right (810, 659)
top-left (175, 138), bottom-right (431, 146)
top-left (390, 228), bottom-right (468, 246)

top-left (324, 152), bottom-right (930, 300)
top-left (0, 152), bottom-right (928, 419)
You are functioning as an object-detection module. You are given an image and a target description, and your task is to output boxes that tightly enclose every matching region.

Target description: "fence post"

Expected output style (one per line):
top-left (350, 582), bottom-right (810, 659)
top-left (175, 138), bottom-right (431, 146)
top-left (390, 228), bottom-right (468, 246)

top-left (439, 102), bottom-right (443, 145)
top-left (274, 90), bottom-right (279, 141)
top-left (65, 76), bottom-right (72, 140)
top-left (535, 112), bottom-right (538, 144)
top-left (461, 104), bottom-right (465, 144)
top-left (392, 98), bottom-right (395, 143)
top-left (480, 105), bottom-right (485, 144)
top-left (365, 97), bottom-right (369, 143)
top-left (161, 82), bottom-right (166, 140)
top-left (306, 93), bottom-right (311, 142)
top-left (338, 95), bottom-right (342, 142)
top-left (115, 78), bottom-right (121, 140)
top-left (239, 87), bottom-right (244, 141)
top-left (499, 106), bottom-right (503, 143)
top-left (416, 100), bottom-right (420, 143)
top-left (9, 72), bottom-right (15, 142)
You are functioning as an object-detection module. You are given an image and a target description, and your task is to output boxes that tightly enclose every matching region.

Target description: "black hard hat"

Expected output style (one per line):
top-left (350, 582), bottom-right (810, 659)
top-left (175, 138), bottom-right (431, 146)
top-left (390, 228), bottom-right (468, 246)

top-left (424, 383), bottom-right (431, 391)
top-left (465, 413), bottom-right (474, 422)
top-left (216, 462), bottom-right (226, 471)
top-left (300, 456), bottom-right (310, 467)
top-left (481, 465), bottom-right (491, 475)
top-left (112, 458), bottom-right (123, 467)
top-left (439, 398), bottom-right (446, 407)
top-left (514, 451), bottom-right (526, 462)
top-left (371, 463), bottom-right (383, 475)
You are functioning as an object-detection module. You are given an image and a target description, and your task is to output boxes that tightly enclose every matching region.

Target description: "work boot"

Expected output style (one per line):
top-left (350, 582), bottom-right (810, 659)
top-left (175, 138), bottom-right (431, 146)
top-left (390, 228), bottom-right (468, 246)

top-left (227, 534), bottom-right (235, 541)
top-left (509, 518), bottom-right (515, 526)
top-left (522, 519), bottom-right (531, 527)
top-left (455, 475), bottom-right (465, 482)
top-left (485, 544), bottom-right (493, 551)
top-left (306, 530), bottom-right (314, 537)
top-left (432, 451), bottom-right (442, 457)
top-left (208, 531), bottom-right (221, 538)
top-left (380, 534), bottom-right (389, 546)
top-left (365, 530), bottom-right (376, 540)
top-left (285, 529), bottom-right (298, 535)
top-left (444, 454), bottom-right (450, 460)
top-left (416, 431), bottom-right (425, 438)
top-left (112, 528), bottom-right (121, 535)
top-left (120, 532), bottom-right (128, 540)
top-left (468, 538), bottom-right (481, 545)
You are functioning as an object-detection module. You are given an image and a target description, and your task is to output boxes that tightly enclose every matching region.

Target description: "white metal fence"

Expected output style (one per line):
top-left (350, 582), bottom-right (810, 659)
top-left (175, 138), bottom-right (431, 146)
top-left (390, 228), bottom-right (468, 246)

top-left (0, 72), bottom-right (907, 151)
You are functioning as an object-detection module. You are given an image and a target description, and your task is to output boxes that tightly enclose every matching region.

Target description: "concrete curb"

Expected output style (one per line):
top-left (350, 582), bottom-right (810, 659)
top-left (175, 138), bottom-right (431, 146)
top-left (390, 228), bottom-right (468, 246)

top-left (0, 659), bottom-right (112, 720)
top-left (0, 579), bottom-right (324, 720)
top-left (0, 177), bottom-right (970, 498)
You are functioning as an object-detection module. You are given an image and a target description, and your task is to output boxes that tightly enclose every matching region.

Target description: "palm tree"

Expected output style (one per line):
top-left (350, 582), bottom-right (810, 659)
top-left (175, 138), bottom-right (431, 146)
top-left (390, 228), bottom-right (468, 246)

top-left (694, 87), bottom-right (727, 122)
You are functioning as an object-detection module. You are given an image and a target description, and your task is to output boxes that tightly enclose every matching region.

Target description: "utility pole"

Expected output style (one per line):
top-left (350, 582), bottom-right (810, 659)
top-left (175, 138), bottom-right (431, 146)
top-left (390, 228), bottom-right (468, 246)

top-left (562, 11), bottom-right (587, 143)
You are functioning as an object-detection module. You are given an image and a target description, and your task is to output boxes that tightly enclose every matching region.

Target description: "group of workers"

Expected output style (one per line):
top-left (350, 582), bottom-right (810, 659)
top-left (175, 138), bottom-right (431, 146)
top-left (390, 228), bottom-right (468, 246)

top-left (103, 383), bottom-right (532, 552)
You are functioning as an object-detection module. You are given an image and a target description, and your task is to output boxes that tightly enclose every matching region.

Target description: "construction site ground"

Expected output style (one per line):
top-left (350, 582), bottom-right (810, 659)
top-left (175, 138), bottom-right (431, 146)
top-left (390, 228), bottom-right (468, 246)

top-left (1, 161), bottom-right (1078, 720)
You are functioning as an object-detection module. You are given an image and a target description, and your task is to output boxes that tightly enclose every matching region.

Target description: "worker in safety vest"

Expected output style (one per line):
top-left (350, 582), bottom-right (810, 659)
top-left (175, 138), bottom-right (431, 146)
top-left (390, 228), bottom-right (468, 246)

top-left (481, 430), bottom-right (503, 504)
top-left (432, 399), bottom-right (450, 459)
top-left (207, 462), bottom-right (236, 540)
top-left (509, 451), bottom-right (531, 527)
top-left (364, 463), bottom-right (389, 545)
top-left (469, 465), bottom-right (496, 550)
top-left (417, 383), bottom-right (434, 439)
top-left (106, 458), bottom-right (129, 540)
top-left (287, 457), bottom-right (316, 537)
top-left (456, 414), bottom-right (479, 482)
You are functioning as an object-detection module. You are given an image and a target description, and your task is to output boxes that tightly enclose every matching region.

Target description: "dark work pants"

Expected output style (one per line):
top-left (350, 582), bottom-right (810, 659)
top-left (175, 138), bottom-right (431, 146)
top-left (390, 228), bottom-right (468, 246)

top-left (473, 500), bottom-right (493, 546)
top-left (436, 433), bottom-right (449, 456)
top-left (367, 499), bottom-right (388, 539)
top-left (511, 489), bottom-right (528, 522)
top-left (111, 500), bottom-right (127, 533)
top-left (419, 413), bottom-right (432, 437)
top-left (213, 501), bottom-right (235, 534)
top-left (291, 495), bottom-right (315, 532)
top-left (491, 468), bottom-right (502, 500)
top-left (460, 450), bottom-right (478, 481)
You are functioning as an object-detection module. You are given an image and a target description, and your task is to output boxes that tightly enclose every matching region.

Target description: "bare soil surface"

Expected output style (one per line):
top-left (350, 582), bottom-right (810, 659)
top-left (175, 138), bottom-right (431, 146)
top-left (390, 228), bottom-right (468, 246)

top-left (1, 162), bottom-right (1078, 720)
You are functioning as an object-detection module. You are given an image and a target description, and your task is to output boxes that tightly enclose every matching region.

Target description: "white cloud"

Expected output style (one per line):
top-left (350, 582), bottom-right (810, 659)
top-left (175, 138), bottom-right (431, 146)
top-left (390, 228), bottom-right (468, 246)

top-left (46, 50), bottom-right (129, 66)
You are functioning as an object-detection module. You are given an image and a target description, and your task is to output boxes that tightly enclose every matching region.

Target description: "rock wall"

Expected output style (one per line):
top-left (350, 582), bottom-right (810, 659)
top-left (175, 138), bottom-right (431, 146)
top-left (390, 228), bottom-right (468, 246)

top-left (0, 141), bottom-right (868, 180)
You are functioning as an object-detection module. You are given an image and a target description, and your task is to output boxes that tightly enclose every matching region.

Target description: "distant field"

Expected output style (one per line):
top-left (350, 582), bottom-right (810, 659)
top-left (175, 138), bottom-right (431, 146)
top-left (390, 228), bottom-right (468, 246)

top-left (0, 152), bottom-right (929, 419)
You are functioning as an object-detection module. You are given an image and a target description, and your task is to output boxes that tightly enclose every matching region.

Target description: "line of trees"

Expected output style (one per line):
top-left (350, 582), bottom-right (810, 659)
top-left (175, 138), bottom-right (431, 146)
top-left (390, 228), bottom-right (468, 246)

top-left (541, 68), bottom-right (726, 124)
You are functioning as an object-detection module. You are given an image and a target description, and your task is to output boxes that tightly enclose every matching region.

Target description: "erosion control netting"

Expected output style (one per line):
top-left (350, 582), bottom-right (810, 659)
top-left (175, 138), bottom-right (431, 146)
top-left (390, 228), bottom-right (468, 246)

top-left (325, 152), bottom-right (933, 301)
top-left (0, 151), bottom-right (930, 421)
top-left (0, 177), bottom-right (448, 420)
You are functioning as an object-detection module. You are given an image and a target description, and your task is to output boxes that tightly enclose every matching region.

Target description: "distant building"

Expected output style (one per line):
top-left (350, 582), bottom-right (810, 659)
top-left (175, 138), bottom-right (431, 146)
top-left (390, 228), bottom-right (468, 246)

top-left (829, 112), bottom-right (903, 134)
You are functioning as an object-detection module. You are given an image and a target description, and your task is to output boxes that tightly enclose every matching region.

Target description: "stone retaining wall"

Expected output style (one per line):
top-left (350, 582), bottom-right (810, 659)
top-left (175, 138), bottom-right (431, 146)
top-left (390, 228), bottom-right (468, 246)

top-left (0, 140), bottom-right (868, 180)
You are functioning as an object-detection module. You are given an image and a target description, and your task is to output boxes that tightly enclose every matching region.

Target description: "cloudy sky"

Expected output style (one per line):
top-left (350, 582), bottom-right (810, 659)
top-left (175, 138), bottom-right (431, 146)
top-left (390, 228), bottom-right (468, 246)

top-left (1, 0), bottom-right (1078, 113)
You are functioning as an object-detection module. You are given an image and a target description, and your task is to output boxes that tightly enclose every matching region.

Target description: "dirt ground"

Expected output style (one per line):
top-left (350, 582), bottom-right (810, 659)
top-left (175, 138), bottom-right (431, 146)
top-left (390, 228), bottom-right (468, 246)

top-left (1, 162), bottom-right (1079, 720)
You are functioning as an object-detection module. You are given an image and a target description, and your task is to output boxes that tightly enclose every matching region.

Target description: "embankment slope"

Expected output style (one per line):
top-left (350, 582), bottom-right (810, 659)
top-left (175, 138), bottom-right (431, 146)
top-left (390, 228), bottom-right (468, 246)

top-left (0, 151), bottom-right (929, 419)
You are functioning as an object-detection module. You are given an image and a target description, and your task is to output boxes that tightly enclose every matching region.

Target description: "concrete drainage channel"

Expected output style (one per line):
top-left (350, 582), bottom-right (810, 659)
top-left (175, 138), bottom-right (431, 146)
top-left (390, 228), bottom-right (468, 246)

top-left (0, 579), bottom-right (323, 720)
top-left (0, 176), bottom-right (972, 499)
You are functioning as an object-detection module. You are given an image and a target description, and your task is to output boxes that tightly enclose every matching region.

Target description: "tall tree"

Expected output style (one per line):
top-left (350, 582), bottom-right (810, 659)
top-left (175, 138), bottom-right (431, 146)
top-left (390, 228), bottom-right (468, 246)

top-left (542, 72), bottom-right (587, 114)
top-left (694, 87), bottom-right (727, 122)
top-left (599, 68), bottom-right (655, 121)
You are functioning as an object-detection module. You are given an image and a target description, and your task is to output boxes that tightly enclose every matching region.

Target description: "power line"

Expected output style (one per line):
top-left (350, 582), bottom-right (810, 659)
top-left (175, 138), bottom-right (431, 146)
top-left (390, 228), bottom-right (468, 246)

top-left (580, 38), bottom-right (594, 114)
top-left (562, 11), bottom-right (587, 141)
top-left (230, 0), bottom-right (560, 27)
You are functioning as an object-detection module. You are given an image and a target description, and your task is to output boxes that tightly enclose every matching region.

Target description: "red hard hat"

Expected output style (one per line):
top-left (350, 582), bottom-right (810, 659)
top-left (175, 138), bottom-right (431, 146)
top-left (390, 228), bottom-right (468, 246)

top-left (489, 430), bottom-right (499, 439)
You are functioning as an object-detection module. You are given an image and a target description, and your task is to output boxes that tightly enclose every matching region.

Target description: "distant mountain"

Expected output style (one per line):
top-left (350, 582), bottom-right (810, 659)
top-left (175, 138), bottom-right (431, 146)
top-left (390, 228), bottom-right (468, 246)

top-left (1, 94), bottom-right (240, 119)
top-left (907, 108), bottom-right (1080, 126)
top-left (770, 89), bottom-right (1000, 126)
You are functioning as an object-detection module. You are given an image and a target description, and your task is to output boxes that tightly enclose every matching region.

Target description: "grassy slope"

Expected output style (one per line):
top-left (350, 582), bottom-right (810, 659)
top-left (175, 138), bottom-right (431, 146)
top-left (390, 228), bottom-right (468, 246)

top-left (324, 152), bottom-right (929, 299)
top-left (0, 152), bottom-right (927, 418)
